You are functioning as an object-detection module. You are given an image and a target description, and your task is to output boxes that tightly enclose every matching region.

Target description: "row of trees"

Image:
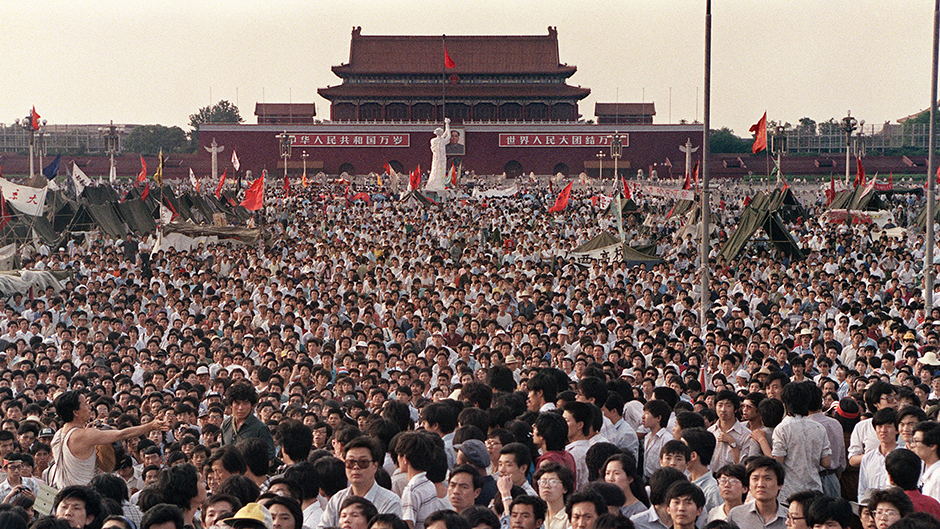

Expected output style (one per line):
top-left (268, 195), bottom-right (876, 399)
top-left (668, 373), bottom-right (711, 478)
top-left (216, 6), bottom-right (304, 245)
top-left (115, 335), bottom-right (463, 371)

top-left (124, 100), bottom-right (243, 155)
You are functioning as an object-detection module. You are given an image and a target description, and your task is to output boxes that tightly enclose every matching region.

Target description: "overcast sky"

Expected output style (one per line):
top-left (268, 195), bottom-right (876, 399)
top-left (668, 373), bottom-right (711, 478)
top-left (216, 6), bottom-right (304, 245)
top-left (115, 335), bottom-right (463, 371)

top-left (2, 0), bottom-right (934, 136)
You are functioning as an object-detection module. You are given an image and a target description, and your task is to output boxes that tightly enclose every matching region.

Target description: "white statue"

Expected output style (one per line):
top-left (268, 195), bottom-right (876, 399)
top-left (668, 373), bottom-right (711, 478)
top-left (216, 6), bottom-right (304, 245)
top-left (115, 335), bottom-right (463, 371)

top-left (425, 118), bottom-right (450, 192)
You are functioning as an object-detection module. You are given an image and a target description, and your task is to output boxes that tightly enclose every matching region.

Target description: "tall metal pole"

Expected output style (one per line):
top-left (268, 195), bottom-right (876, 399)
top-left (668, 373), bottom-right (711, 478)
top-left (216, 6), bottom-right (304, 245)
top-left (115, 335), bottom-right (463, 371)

top-left (926, 0), bottom-right (939, 308)
top-left (28, 128), bottom-right (35, 179)
top-left (700, 0), bottom-right (712, 333)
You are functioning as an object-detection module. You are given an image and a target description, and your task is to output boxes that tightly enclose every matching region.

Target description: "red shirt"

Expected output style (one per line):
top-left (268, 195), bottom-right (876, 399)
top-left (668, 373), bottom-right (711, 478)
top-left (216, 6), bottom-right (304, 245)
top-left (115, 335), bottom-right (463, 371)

top-left (905, 490), bottom-right (940, 521)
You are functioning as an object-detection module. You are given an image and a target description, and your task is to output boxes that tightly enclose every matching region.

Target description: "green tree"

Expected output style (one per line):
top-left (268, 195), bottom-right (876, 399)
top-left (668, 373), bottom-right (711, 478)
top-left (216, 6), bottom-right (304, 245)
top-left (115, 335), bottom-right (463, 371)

top-left (124, 125), bottom-right (188, 155)
top-left (709, 128), bottom-right (751, 153)
top-left (189, 100), bottom-right (243, 150)
top-left (797, 117), bottom-right (817, 135)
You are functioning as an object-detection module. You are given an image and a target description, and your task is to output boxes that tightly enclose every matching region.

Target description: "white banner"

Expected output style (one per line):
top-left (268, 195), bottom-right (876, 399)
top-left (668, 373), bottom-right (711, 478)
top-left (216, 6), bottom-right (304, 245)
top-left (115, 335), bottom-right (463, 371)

top-left (0, 178), bottom-right (46, 216)
top-left (635, 185), bottom-right (695, 201)
top-left (471, 186), bottom-right (518, 198)
top-left (567, 243), bottom-right (623, 265)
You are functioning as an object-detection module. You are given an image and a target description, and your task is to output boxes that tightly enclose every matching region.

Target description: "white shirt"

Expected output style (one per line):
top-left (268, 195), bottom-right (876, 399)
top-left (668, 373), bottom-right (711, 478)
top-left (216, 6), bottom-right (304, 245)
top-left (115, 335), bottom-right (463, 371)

top-left (859, 445), bottom-right (897, 503)
top-left (565, 439), bottom-right (591, 490)
top-left (922, 460), bottom-right (940, 501)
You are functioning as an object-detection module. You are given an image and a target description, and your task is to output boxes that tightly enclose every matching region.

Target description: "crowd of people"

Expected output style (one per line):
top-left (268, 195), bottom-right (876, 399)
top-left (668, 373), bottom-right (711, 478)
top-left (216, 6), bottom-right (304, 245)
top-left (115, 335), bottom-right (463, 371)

top-left (0, 178), bottom-right (936, 529)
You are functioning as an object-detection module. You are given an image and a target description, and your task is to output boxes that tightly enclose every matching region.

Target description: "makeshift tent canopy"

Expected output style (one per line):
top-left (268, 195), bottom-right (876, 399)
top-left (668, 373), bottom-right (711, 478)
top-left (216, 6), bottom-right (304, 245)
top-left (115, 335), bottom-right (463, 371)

top-left (827, 186), bottom-right (889, 211)
top-left (116, 199), bottom-right (157, 234)
top-left (567, 232), bottom-right (662, 268)
top-left (719, 192), bottom-right (805, 262)
top-left (0, 270), bottom-right (66, 296)
top-left (163, 222), bottom-right (264, 245)
top-left (82, 185), bottom-right (121, 205)
top-left (765, 187), bottom-right (807, 224)
top-left (84, 203), bottom-right (127, 239)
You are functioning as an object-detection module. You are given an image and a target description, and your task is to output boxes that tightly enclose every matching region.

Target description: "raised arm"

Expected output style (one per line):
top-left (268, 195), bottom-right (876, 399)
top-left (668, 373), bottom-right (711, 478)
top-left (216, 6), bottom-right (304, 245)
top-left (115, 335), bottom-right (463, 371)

top-left (69, 418), bottom-right (168, 457)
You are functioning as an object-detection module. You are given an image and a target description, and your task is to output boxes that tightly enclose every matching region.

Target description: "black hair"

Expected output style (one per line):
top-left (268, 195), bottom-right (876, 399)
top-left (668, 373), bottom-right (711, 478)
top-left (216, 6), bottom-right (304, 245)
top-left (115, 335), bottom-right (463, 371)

top-left (648, 467), bottom-right (687, 506)
top-left (207, 446), bottom-right (247, 475)
top-left (564, 490), bottom-right (607, 519)
top-left (533, 462), bottom-right (575, 500)
top-left (262, 495), bottom-right (304, 529)
top-left (225, 382), bottom-right (259, 406)
top-left (527, 373), bottom-right (558, 404)
top-left (89, 473), bottom-right (129, 502)
top-left (283, 461), bottom-right (321, 501)
top-left (394, 431), bottom-right (434, 472)
top-left (780, 381), bottom-right (814, 416)
top-left (577, 377), bottom-right (609, 405)
top-left (278, 420), bottom-right (313, 463)
top-left (216, 475), bottom-right (260, 506)
top-left (462, 506), bottom-right (500, 529)
top-left (745, 456), bottom-right (785, 487)
top-left (644, 400), bottom-right (671, 428)
top-left (664, 480), bottom-right (706, 509)
top-left (461, 381), bottom-right (493, 410)
top-left (680, 427), bottom-right (717, 466)
top-left (872, 407), bottom-right (899, 428)
top-left (52, 486), bottom-right (103, 529)
top-left (867, 487), bottom-right (914, 519)
top-left (421, 402), bottom-right (458, 434)
top-left (675, 411), bottom-right (706, 431)
top-left (510, 495), bottom-right (548, 523)
top-left (423, 510), bottom-right (469, 529)
top-left (53, 390), bottom-right (83, 423)
top-left (885, 449), bottom-right (923, 491)
top-left (499, 442), bottom-right (532, 470)
top-left (786, 490), bottom-right (825, 519)
top-left (602, 452), bottom-right (649, 507)
top-left (561, 402), bottom-right (593, 437)
top-left (582, 482), bottom-right (626, 509)
top-left (313, 457), bottom-right (347, 497)
top-left (140, 504), bottom-right (184, 529)
top-left (156, 463), bottom-right (200, 512)
top-left (237, 438), bottom-right (271, 477)
top-left (805, 496), bottom-right (853, 529)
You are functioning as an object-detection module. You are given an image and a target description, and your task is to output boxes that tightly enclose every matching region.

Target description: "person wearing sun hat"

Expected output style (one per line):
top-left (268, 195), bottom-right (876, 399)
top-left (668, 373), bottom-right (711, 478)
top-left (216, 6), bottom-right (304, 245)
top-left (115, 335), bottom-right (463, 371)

top-left (224, 503), bottom-right (273, 529)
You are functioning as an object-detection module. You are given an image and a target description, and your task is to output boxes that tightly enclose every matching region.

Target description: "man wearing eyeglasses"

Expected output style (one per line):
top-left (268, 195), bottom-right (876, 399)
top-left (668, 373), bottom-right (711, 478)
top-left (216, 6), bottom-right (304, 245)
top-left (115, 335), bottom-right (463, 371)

top-left (317, 436), bottom-right (401, 529)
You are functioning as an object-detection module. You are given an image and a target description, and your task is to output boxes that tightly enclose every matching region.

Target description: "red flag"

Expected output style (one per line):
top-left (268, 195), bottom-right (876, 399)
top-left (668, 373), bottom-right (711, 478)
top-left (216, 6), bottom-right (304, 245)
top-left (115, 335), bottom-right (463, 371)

top-left (444, 46), bottom-right (456, 68)
top-left (140, 183), bottom-right (150, 201)
top-left (283, 173), bottom-right (290, 196)
top-left (383, 162), bottom-right (395, 176)
top-left (692, 161), bottom-right (700, 191)
top-left (782, 177), bottom-right (789, 191)
top-left (410, 165), bottom-right (421, 191)
top-left (622, 176), bottom-right (631, 200)
top-left (548, 181), bottom-right (573, 214)
top-left (30, 107), bottom-right (40, 131)
top-left (749, 112), bottom-right (767, 154)
top-left (136, 155), bottom-right (147, 186)
top-left (854, 156), bottom-right (866, 187)
top-left (215, 169), bottom-right (227, 199)
top-left (450, 164), bottom-right (457, 186)
top-left (743, 195), bottom-right (752, 207)
top-left (825, 173), bottom-right (835, 205)
top-left (241, 171), bottom-right (265, 211)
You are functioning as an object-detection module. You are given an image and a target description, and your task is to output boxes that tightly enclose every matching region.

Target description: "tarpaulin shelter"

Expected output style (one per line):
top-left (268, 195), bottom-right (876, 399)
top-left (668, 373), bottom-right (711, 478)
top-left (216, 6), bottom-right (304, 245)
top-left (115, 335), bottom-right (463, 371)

top-left (163, 223), bottom-right (264, 245)
top-left (82, 185), bottom-right (121, 205)
top-left (84, 203), bottom-right (127, 239)
top-left (567, 232), bottom-right (662, 268)
top-left (827, 186), bottom-right (889, 211)
top-left (719, 192), bottom-right (805, 262)
top-left (116, 199), bottom-right (158, 234)
top-left (765, 187), bottom-right (807, 224)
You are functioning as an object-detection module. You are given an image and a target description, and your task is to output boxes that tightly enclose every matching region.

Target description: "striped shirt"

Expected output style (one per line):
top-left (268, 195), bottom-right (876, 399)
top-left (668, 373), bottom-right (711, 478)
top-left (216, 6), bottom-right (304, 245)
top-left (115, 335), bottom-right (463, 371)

top-left (401, 472), bottom-right (446, 529)
top-left (318, 481), bottom-right (402, 529)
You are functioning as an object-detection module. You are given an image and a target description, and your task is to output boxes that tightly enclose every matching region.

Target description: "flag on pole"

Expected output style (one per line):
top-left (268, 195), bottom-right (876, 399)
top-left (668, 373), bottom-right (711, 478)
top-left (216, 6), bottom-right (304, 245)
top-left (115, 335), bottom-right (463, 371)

top-left (215, 169), bottom-right (227, 198)
top-left (42, 154), bottom-right (61, 179)
top-left (692, 160), bottom-right (700, 191)
top-left (241, 170), bottom-right (265, 211)
top-left (548, 181), bottom-right (573, 214)
top-left (384, 162), bottom-right (395, 176)
top-left (444, 45), bottom-right (456, 68)
top-left (189, 168), bottom-right (200, 193)
top-left (136, 155), bottom-right (147, 186)
top-left (109, 163), bottom-right (116, 185)
top-left (283, 173), bottom-right (290, 196)
top-left (140, 182), bottom-right (150, 201)
top-left (749, 112), bottom-right (767, 154)
top-left (30, 107), bottom-right (40, 131)
top-left (231, 150), bottom-right (240, 171)
top-left (450, 164), bottom-right (457, 187)
top-left (154, 150), bottom-right (164, 187)
top-left (622, 176), bottom-right (631, 200)
top-left (854, 156), bottom-right (866, 187)
top-left (302, 169), bottom-right (308, 188)
top-left (409, 165), bottom-right (421, 191)
top-left (826, 173), bottom-right (836, 205)
top-left (70, 163), bottom-right (92, 198)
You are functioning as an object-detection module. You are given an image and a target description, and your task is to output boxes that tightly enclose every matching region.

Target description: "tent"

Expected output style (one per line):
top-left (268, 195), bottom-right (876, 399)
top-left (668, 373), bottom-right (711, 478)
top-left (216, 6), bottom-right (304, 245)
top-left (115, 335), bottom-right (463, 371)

top-left (85, 203), bottom-right (127, 239)
top-left (765, 187), bottom-right (807, 224)
top-left (567, 232), bottom-right (662, 268)
top-left (719, 192), bottom-right (805, 261)
top-left (116, 199), bottom-right (158, 234)
top-left (828, 186), bottom-right (889, 211)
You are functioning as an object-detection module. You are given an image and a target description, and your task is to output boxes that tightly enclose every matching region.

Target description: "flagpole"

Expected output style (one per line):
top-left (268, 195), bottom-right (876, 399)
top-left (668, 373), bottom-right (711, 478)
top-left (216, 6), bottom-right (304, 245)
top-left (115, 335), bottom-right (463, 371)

top-left (926, 0), bottom-right (939, 308)
top-left (441, 35), bottom-right (447, 124)
top-left (700, 0), bottom-right (712, 335)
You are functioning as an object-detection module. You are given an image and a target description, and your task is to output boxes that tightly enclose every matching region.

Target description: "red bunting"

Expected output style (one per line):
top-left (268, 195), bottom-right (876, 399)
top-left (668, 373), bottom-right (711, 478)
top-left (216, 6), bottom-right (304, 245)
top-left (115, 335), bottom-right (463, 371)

top-left (241, 171), bottom-right (265, 211)
top-left (749, 112), bottom-right (767, 154)
top-left (140, 183), bottom-right (150, 201)
top-left (216, 170), bottom-right (227, 199)
top-left (548, 181), bottom-right (573, 214)
top-left (136, 155), bottom-right (147, 186)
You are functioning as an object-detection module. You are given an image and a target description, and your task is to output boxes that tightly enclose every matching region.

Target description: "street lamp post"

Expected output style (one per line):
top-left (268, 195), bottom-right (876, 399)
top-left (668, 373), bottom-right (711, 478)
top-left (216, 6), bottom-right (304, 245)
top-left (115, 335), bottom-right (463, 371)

top-left (276, 130), bottom-right (294, 194)
top-left (302, 151), bottom-right (308, 186)
top-left (37, 127), bottom-right (46, 176)
top-left (608, 132), bottom-right (625, 255)
top-left (596, 151), bottom-right (605, 184)
top-left (15, 113), bottom-right (43, 179)
top-left (773, 125), bottom-right (787, 185)
top-left (100, 121), bottom-right (122, 183)
top-left (841, 112), bottom-right (858, 186)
